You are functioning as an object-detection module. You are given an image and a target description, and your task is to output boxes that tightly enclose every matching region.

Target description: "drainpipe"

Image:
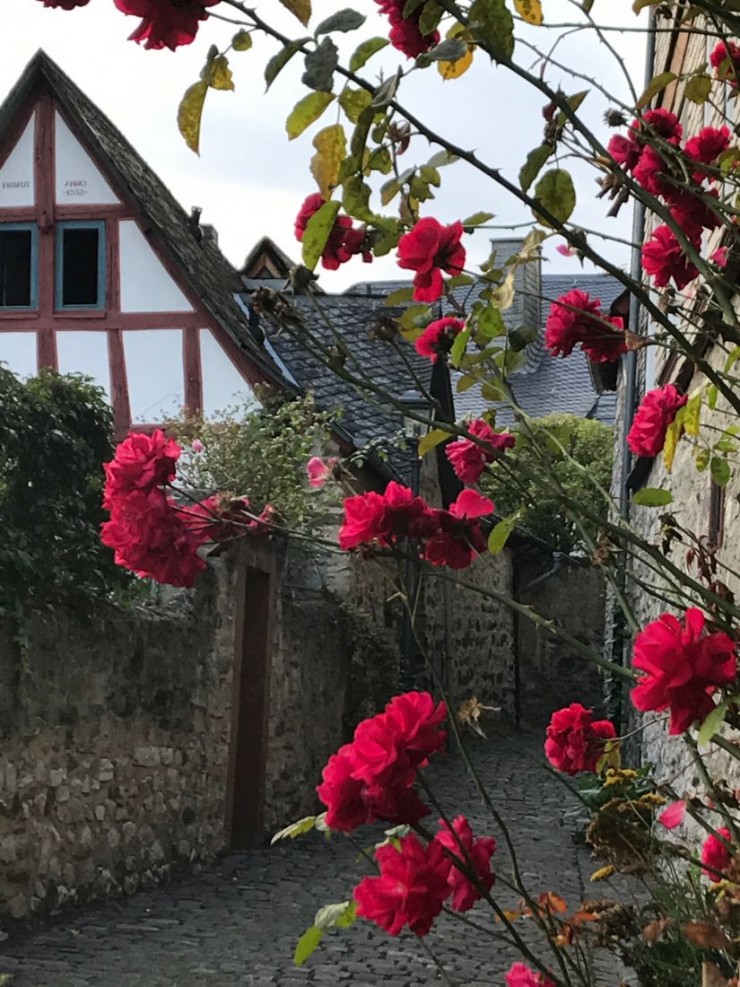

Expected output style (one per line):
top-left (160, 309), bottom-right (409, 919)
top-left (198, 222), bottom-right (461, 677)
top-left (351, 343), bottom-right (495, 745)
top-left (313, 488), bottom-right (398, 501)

top-left (610, 11), bottom-right (656, 728)
top-left (520, 552), bottom-right (565, 594)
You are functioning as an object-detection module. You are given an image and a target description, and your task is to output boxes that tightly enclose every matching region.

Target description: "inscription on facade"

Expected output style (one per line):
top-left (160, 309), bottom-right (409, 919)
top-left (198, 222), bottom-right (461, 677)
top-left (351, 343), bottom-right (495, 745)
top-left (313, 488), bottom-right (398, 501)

top-left (2, 180), bottom-right (29, 189)
top-left (63, 179), bottom-right (88, 198)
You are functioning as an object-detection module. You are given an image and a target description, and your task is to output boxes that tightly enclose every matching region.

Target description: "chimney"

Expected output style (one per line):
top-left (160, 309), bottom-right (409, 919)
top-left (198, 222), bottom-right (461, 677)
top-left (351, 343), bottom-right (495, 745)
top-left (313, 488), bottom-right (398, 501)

top-left (201, 224), bottom-right (218, 246)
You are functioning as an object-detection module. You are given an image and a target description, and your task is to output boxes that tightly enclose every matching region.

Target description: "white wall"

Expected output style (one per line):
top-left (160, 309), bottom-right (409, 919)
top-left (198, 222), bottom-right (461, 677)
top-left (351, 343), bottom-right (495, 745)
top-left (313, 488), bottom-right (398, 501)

top-left (0, 332), bottom-right (36, 378)
top-left (118, 220), bottom-right (193, 313)
top-left (199, 328), bottom-right (255, 418)
top-left (56, 331), bottom-right (110, 401)
top-left (0, 117), bottom-right (34, 208)
top-left (123, 328), bottom-right (184, 421)
top-left (55, 112), bottom-right (119, 206)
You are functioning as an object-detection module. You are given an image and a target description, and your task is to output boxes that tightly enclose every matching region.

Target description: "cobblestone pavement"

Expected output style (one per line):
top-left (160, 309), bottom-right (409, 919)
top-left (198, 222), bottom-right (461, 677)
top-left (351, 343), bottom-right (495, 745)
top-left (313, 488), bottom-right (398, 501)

top-left (0, 729), bottom-right (623, 986)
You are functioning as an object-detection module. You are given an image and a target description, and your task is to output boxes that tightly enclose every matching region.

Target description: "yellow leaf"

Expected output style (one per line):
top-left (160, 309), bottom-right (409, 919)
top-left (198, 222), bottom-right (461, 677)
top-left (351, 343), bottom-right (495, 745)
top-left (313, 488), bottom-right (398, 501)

top-left (590, 864), bottom-right (615, 882)
top-left (177, 80), bottom-right (208, 155)
top-left (437, 46), bottom-right (474, 80)
top-left (311, 124), bottom-right (346, 200)
top-left (663, 419), bottom-right (680, 472)
top-left (207, 54), bottom-right (235, 91)
top-left (418, 428), bottom-right (450, 457)
top-left (279, 0), bottom-right (311, 26)
top-left (514, 0), bottom-right (543, 24)
top-left (683, 392), bottom-right (702, 438)
top-left (489, 272), bottom-right (515, 310)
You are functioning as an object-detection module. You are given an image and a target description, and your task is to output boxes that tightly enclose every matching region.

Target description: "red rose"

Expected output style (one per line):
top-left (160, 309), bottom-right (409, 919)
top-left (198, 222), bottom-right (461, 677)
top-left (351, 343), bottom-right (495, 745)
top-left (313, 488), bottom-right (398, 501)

top-left (669, 188), bottom-right (720, 240)
top-left (446, 419), bottom-right (515, 485)
top-left (423, 490), bottom-right (493, 570)
top-left (505, 964), bottom-right (556, 987)
top-left (294, 194), bottom-right (371, 270)
top-left (607, 134), bottom-right (641, 171)
top-left (354, 833), bottom-right (450, 936)
top-left (544, 703), bottom-right (617, 776)
top-left (631, 609), bottom-right (737, 735)
top-left (633, 145), bottom-right (673, 198)
top-left (434, 816), bottom-right (496, 912)
top-left (711, 40), bottom-right (740, 85)
top-left (545, 289), bottom-right (626, 362)
top-left (684, 126), bottom-right (731, 185)
top-left (627, 384), bottom-right (687, 458)
top-left (636, 108), bottom-right (683, 143)
top-left (641, 225), bottom-right (699, 290)
top-left (103, 430), bottom-right (181, 506)
top-left (36, 0), bottom-right (89, 7)
top-left (414, 317), bottom-right (465, 361)
top-left (701, 827), bottom-right (732, 879)
top-left (397, 218), bottom-right (466, 303)
top-left (102, 488), bottom-right (207, 588)
top-left (374, 0), bottom-right (440, 58)
top-left (113, 0), bottom-right (219, 50)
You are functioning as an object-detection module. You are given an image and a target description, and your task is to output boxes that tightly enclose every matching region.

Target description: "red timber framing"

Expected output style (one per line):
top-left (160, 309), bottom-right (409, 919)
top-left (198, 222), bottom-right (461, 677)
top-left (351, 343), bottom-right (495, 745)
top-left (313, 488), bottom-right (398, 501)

top-left (0, 80), bottom-right (268, 435)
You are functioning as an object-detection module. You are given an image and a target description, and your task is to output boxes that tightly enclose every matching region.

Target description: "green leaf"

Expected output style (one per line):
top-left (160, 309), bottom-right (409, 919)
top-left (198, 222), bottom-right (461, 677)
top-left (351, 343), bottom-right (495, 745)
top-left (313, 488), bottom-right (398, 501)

top-left (707, 385), bottom-right (718, 410)
top-left (286, 91), bottom-right (335, 139)
top-left (294, 925), bottom-right (323, 967)
top-left (632, 487), bottom-right (673, 507)
top-left (314, 900), bottom-right (356, 929)
top-left (271, 815), bottom-right (317, 844)
top-left (697, 701), bottom-right (728, 747)
top-left (205, 54), bottom-right (235, 91)
top-left (265, 40), bottom-right (307, 90)
top-left (418, 0), bottom-right (443, 36)
top-left (636, 72), bottom-right (677, 110)
top-left (342, 175), bottom-right (372, 220)
top-left (462, 210), bottom-right (495, 227)
top-left (427, 149), bottom-right (459, 168)
top-left (424, 38), bottom-right (469, 62)
top-left (339, 86), bottom-right (372, 124)
top-left (418, 428), bottom-right (450, 457)
top-left (696, 447), bottom-right (710, 472)
top-left (303, 36), bottom-right (339, 92)
top-left (685, 73), bottom-right (712, 104)
top-left (711, 456), bottom-right (731, 487)
top-left (469, 0), bottom-right (515, 60)
top-left (488, 512), bottom-right (519, 553)
top-left (449, 326), bottom-right (471, 368)
top-left (177, 80), bottom-right (208, 155)
top-left (349, 36), bottom-right (389, 72)
top-left (384, 286), bottom-right (415, 306)
top-left (232, 30), bottom-right (253, 51)
top-left (315, 9), bottom-right (366, 35)
top-left (633, 0), bottom-right (662, 11)
top-left (302, 199), bottom-right (341, 269)
top-left (477, 306), bottom-right (506, 340)
top-left (533, 168), bottom-right (576, 227)
top-left (519, 144), bottom-right (553, 192)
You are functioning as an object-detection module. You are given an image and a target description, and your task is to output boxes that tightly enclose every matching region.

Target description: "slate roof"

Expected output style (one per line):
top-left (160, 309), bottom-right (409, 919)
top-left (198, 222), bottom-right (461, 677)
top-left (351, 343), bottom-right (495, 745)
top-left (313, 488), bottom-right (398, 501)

top-left (349, 270), bottom-right (625, 426)
top-left (5, 52), bottom-right (290, 389)
top-left (249, 291), bottom-right (440, 482)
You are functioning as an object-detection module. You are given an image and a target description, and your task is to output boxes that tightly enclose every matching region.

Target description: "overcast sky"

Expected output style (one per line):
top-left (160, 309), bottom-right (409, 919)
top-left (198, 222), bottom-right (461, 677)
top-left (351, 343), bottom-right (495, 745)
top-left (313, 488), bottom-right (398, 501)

top-left (0, 0), bottom-right (647, 291)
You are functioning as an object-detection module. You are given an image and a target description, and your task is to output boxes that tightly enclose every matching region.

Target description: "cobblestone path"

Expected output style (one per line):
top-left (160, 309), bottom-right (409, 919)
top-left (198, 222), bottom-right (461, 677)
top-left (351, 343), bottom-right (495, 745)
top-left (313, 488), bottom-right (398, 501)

top-left (0, 730), bottom-right (620, 986)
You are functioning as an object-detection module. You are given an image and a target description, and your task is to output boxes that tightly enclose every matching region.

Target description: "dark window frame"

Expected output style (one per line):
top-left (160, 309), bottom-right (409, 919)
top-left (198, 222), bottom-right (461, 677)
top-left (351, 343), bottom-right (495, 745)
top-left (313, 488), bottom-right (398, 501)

top-left (0, 222), bottom-right (38, 310)
top-left (55, 220), bottom-right (106, 311)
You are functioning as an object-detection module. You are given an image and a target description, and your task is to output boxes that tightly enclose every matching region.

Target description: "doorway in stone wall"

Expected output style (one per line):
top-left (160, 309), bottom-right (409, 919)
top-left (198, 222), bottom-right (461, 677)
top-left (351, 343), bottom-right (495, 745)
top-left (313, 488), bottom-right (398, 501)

top-left (227, 564), bottom-right (273, 849)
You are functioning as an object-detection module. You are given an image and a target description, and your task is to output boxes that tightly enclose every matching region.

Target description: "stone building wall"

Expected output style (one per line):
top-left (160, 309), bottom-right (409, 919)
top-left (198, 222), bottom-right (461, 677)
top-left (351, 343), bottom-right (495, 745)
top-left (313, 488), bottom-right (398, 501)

top-left (0, 561), bottom-right (237, 925)
top-left (516, 562), bottom-right (607, 724)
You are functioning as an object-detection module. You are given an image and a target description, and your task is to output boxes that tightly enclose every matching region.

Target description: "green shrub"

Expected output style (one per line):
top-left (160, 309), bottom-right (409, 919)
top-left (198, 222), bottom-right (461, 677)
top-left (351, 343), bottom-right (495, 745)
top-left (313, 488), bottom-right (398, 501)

top-left (166, 389), bottom-right (339, 530)
top-left (487, 413), bottom-right (614, 555)
top-left (0, 366), bottom-right (130, 616)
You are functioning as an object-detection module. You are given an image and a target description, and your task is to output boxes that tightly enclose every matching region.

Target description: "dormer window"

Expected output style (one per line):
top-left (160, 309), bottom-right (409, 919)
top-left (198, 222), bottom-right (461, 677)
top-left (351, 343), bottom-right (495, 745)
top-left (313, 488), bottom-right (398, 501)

top-left (0, 223), bottom-right (37, 309)
top-left (56, 221), bottom-right (105, 310)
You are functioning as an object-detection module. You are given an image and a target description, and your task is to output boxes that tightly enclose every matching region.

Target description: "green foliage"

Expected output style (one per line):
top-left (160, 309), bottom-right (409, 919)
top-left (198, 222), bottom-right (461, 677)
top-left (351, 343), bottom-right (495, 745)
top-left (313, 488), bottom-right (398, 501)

top-left (338, 600), bottom-right (400, 736)
top-left (0, 366), bottom-right (130, 616)
top-left (487, 413), bottom-right (614, 554)
top-left (166, 390), bottom-right (338, 530)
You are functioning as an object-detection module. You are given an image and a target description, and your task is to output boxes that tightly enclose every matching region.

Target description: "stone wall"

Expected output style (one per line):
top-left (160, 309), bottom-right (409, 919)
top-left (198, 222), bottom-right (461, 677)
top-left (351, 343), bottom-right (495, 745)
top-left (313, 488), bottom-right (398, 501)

top-left (0, 562), bottom-right (237, 925)
top-left (516, 560), bottom-right (607, 724)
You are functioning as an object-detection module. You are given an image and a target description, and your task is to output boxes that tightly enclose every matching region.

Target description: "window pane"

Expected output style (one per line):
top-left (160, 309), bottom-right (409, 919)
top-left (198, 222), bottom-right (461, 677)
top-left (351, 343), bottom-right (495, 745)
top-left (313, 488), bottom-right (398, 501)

top-left (0, 230), bottom-right (31, 307)
top-left (62, 227), bottom-right (100, 306)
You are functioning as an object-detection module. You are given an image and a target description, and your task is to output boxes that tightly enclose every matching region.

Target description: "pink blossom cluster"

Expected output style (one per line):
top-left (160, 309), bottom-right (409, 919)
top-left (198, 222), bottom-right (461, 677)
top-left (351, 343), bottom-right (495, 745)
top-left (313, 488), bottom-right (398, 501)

top-left (608, 107), bottom-right (731, 289)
